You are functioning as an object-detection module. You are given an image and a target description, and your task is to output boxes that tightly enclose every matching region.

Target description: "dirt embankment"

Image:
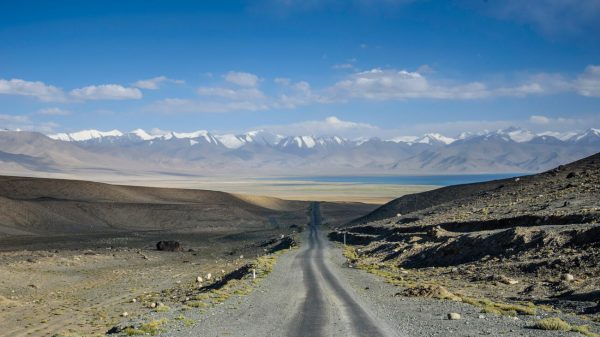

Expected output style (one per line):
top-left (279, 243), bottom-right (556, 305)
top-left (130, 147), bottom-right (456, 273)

top-left (331, 152), bottom-right (600, 319)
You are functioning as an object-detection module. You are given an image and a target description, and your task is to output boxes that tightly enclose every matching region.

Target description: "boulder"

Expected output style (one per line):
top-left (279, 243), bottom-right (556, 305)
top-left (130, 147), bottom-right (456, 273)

top-left (448, 313), bottom-right (461, 320)
top-left (156, 240), bottom-right (182, 252)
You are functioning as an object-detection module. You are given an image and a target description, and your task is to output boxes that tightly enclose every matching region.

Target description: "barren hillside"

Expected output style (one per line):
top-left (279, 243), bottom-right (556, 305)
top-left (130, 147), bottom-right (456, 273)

top-left (332, 152), bottom-right (600, 314)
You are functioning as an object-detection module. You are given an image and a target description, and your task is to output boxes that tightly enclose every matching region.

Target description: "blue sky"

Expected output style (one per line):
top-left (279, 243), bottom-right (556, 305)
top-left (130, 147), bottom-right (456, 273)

top-left (0, 0), bottom-right (599, 138)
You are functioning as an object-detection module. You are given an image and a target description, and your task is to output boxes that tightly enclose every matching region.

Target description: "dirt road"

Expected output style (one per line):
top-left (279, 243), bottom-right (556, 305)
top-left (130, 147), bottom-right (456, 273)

top-left (161, 202), bottom-right (398, 337)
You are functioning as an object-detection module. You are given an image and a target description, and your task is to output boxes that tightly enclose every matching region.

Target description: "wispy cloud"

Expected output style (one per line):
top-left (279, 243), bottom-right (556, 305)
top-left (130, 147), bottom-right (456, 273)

top-left (574, 65), bottom-right (600, 97)
top-left (0, 78), bottom-right (146, 102)
top-left (0, 114), bottom-right (58, 132)
top-left (146, 98), bottom-right (269, 114)
top-left (223, 71), bottom-right (260, 87)
top-left (258, 116), bottom-right (379, 138)
top-left (0, 78), bottom-right (66, 102)
top-left (70, 84), bottom-right (143, 100)
top-left (325, 65), bottom-right (600, 101)
top-left (133, 76), bottom-right (184, 90)
top-left (37, 107), bottom-right (71, 116)
top-left (197, 87), bottom-right (266, 100)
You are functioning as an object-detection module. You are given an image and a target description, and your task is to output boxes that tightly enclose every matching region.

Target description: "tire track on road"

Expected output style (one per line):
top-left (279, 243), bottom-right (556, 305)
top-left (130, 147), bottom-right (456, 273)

top-left (288, 202), bottom-right (390, 337)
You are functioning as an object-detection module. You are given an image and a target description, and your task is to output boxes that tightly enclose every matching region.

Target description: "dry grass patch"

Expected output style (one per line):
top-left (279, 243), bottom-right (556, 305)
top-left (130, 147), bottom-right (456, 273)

top-left (461, 297), bottom-right (536, 316)
top-left (124, 318), bottom-right (168, 336)
top-left (534, 317), bottom-right (572, 331)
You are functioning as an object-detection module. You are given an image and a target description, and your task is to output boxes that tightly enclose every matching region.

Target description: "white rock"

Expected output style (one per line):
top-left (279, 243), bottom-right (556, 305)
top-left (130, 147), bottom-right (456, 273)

top-left (448, 313), bottom-right (461, 320)
top-left (121, 312), bottom-right (128, 317)
top-left (206, 273), bottom-right (212, 280)
top-left (131, 298), bottom-right (137, 303)
top-left (196, 276), bottom-right (203, 283)
top-left (562, 273), bottom-right (575, 281)
top-left (150, 302), bottom-right (157, 308)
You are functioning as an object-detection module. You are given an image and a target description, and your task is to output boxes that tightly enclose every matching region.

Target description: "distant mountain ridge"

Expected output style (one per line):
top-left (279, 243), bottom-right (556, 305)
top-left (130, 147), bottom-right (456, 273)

top-left (0, 127), bottom-right (599, 176)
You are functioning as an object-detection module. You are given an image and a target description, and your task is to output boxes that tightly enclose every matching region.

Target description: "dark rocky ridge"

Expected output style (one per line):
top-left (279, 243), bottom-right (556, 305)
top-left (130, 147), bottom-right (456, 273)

top-left (332, 152), bottom-right (600, 314)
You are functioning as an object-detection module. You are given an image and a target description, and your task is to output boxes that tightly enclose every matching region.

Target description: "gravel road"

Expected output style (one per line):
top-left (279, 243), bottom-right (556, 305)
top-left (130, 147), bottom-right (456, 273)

top-left (158, 202), bottom-right (573, 337)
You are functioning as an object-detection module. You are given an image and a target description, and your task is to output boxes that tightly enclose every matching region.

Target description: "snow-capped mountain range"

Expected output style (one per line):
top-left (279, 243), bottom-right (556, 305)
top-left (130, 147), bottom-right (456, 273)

top-left (0, 127), bottom-right (599, 176)
top-left (47, 127), bottom-right (599, 148)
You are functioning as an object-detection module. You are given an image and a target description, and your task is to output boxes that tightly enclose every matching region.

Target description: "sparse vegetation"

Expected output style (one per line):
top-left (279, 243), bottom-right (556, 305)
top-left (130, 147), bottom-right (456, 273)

top-left (155, 305), bottom-right (170, 313)
top-left (533, 317), bottom-right (572, 331)
top-left (123, 318), bottom-right (168, 335)
top-left (571, 325), bottom-right (600, 337)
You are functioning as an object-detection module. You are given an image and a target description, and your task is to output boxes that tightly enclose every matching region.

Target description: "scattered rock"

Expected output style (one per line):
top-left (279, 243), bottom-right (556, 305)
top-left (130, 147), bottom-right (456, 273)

top-left (156, 240), bottom-right (182, 252)
top-left (206, 273), bottom-right (212, 280)
top-left (448, 313), bottom-right (461, 320)
top-left (150, 302), bottom-right (157, 308)
top-left (561, 273), bottom-right (575, 282)
top-left (131, 298), bottom-right (137, 303)
top-left (401, 284), bottom-right (461, 301)
top-left (121, 312), bottom-right (128, 317)
top-left (107, 325), bottom-right (134, 334)
top-left (196, 276), bottom-right (203, 283)
top-left (495, 275), bottom-right (519, 285)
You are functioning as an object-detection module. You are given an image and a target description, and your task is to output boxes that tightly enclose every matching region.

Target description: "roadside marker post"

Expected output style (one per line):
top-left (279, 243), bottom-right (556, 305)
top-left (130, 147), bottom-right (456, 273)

top-left (344, 232), bottom-right (346, 246)
top-left (252, 268), bottom-right (256, 280)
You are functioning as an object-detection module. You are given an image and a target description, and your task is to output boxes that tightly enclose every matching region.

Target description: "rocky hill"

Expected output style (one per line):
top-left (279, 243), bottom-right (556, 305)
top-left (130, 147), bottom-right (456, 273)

top-left (331, 152), bottom-right (600, 314)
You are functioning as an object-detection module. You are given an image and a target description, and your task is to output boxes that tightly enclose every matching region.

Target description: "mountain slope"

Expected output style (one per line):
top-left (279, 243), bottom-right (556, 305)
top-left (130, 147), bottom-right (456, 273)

top-left (330, 152), bottom-right (600, 314)
top-left (0, 175), bottom-right (310, 237)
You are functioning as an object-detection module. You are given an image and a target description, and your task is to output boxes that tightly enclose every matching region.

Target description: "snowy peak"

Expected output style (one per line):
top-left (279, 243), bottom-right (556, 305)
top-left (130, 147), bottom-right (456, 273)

top-left (127, 129), bottom-right (157, 141)
top-left (279, 136), bottom-right (317, 149)
top-left (49, 129), bottom-right (123, 142)
top-left (496, 127), bottom-right (535, 143)
top-left (388, 136), bottom-right (419, 143)
top-left (571, 128), bottom-right (600, 144)
top-left (416, 133), bottom-right (456, 145)
top-left (45, 127), bottom-right (600, 149)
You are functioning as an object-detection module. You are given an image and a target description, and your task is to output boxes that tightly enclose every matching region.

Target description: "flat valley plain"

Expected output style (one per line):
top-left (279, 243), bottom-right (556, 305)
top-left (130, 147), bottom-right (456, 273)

top-left (8, 171), bottom-right (439, 204)
top-left (0, 175), bottom-right (385, 337)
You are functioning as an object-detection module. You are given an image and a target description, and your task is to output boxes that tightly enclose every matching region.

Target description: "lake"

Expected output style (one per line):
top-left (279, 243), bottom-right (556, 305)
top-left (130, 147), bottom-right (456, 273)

top-left (267, 173), bottom-right (524, 186)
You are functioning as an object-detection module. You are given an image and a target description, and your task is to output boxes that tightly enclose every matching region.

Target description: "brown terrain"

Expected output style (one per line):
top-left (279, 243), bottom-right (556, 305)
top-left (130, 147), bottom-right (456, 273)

top-left (0, 176), bottom-right (376, 336)
top-left (331, 152), bottom-right (600, 320)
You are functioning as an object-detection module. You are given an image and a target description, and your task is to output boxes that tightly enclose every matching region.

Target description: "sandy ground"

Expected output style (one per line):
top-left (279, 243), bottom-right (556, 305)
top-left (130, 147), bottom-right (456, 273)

top-left (0, 228), bottom-right (297, 337)
top-left (103, 178), bottom-right (438, 204)
top-left (4, 171), bottom-right (438, 204)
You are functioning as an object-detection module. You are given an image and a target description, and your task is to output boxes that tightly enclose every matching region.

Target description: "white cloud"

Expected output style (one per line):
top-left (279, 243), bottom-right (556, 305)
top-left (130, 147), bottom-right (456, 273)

top-left (332, 63), bottom-right (355, 70)
top-left (529, 115), bottom-right (550, 124)
top-left (133, 76), bottom-right (184, 90)
top-left (197, 87), bottom-right (266, 100)
top-left (37, 107), bottom-right (70, 116)
top-left (259, 115), bottom-right (379, 138)
top-left (477, 0), bottom-right (600, 38)
top-left (574, 65), bottom-right (600, 97)
top-left (0, 114), bottom-right (58, 132)
top-left (325, 65), bottom-right (600, 101)
top-left (328, 68), bottom-right (492, 100)
top-left (274, 77), bottom-right (291, 86)
top-left (223, 71), bottom-right (260, 87)
top-left (146, 98), bottom-right (269, 114)
top-left (70, 84), bottom-right (143, 100)
top-left (0, 78), bottom-right (66, 102)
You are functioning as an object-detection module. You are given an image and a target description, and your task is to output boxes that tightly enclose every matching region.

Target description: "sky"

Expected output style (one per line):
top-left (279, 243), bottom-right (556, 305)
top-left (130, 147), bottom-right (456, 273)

top-left (0, 0), bottom-right (599, 139)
